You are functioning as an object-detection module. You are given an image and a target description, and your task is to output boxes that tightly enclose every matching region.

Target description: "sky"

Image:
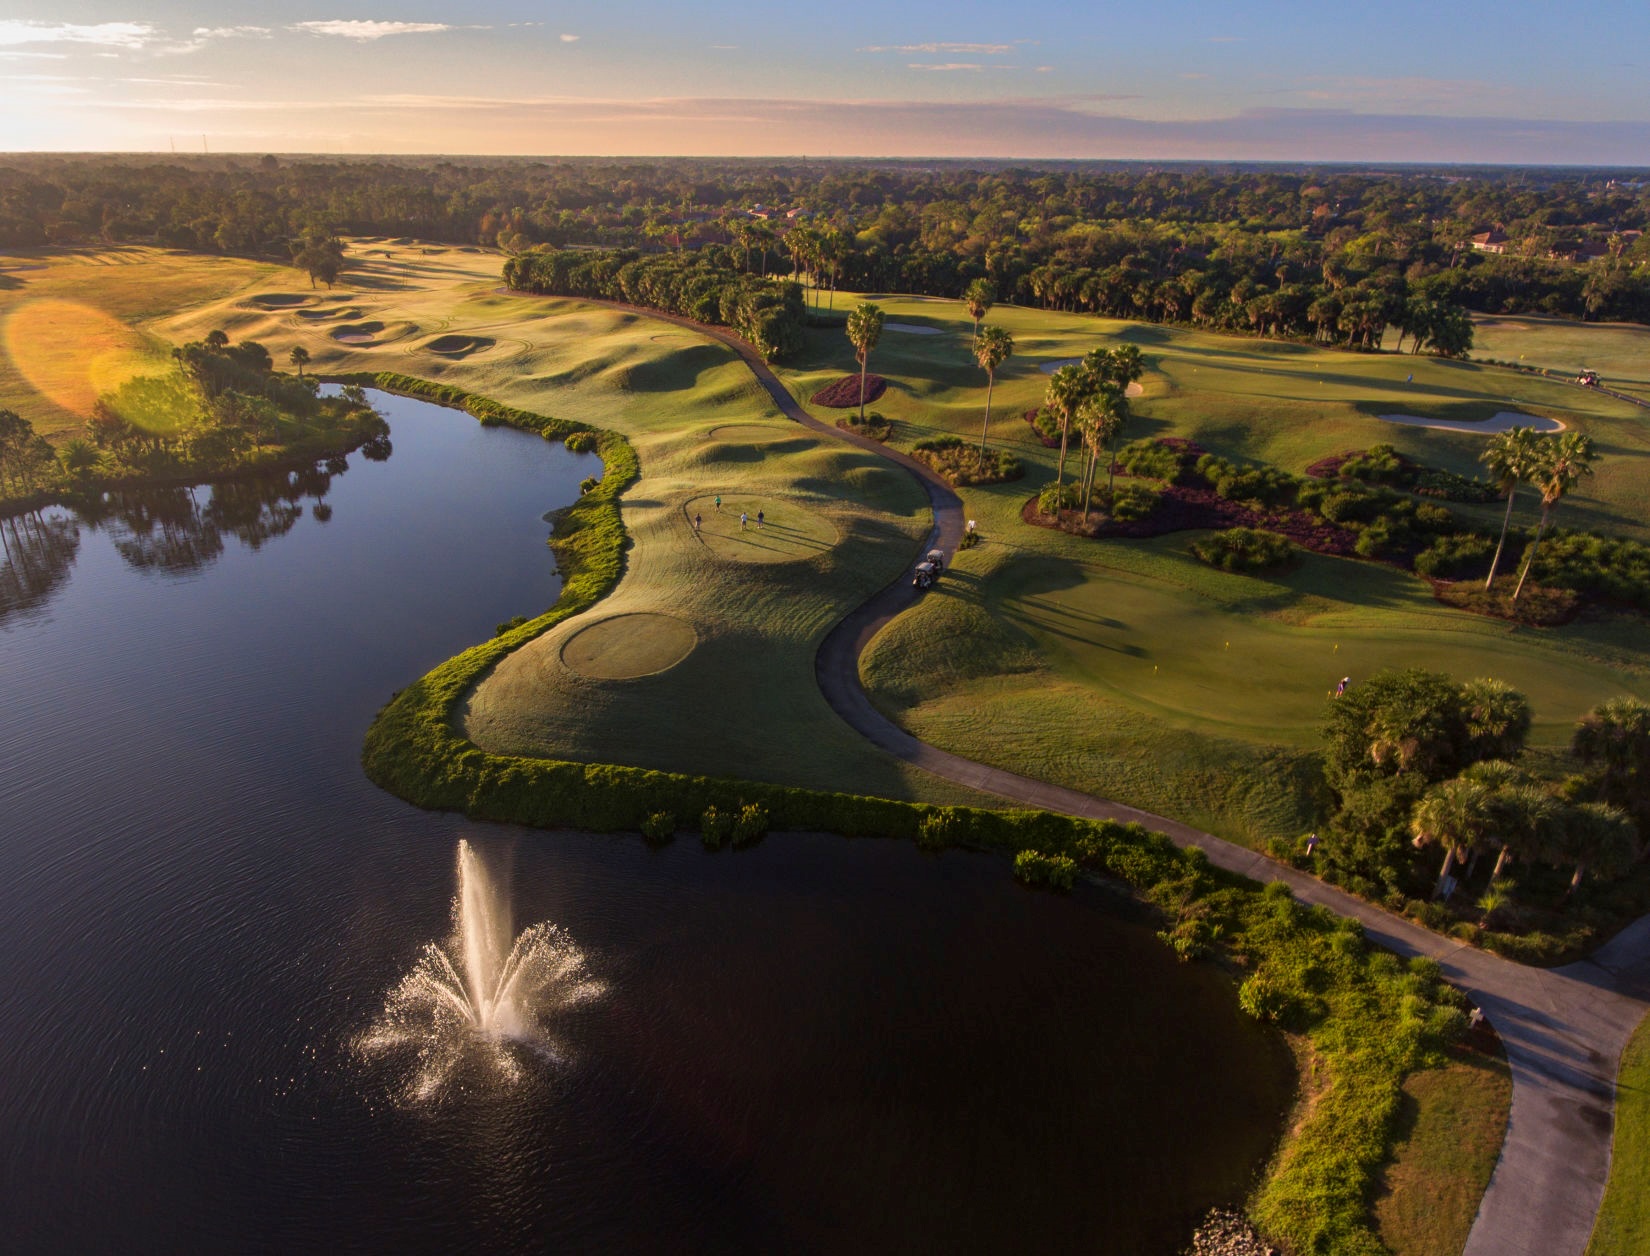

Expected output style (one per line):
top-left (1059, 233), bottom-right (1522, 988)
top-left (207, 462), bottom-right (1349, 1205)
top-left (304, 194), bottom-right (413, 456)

top-left (2, 1), bottom-right (1648, 163)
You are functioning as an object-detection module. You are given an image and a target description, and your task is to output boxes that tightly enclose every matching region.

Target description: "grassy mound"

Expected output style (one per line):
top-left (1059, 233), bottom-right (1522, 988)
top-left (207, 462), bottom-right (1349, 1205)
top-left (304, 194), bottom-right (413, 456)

top-left (560, 612), bottom-right (698, 679)
top-left (811, 374), bottom-right (887, 408)
top-left (245, 293), bottom-right (310, 309)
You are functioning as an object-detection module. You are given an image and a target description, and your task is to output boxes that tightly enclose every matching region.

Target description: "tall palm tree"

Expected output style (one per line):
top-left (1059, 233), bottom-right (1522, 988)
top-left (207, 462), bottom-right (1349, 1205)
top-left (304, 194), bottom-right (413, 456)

top-left (1076, 386), bottom-right (1126, 521)
top-left (1480, 426), bottom-right (1546, 589)
top-left (1462, 759), bottom-right (1530, 878)
top-left (1044, 363), bottom-right (1091, 493)
top-left (1459, 676), bottom-right (1533, 762)
top-left (1411, 777), bottom-right (1496, 898)
top-left (1513, 431), bottom-right (1598, 603)
top-left (973, 325), bottom-right (1013, 460)
top-left (288, 345), bottom-right (311, 379)
top-left (845, 303), bottom-right (885, 423)
top-left (963, 278), bottom-right (995, 344)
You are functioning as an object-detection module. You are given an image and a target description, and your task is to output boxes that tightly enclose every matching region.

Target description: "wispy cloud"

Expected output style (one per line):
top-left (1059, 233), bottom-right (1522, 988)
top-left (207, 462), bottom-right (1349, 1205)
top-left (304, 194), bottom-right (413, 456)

top-left (192, 26), bottom-right (271, 40)
top-left (0, 21), bottom-right (157, 49)
top-left (864, 42), bottom-right (1013, 55)
top-left (1208, 36), bottom-right (1244, 43)
top-left (559, 33), bottom-right (580, 43)
top-left (290, 21), bottom-right (454, 41)
top-left (909, 62), bottom-right (985, 72)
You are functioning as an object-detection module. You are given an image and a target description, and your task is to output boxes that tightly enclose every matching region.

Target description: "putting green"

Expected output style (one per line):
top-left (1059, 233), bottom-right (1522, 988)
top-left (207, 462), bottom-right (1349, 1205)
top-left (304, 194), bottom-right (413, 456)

top-left (707, 423), bottom-right (811, 445)
top-left (560, 612), bottom-right (698, 680)
top-left (686, 495), bottom-right (840, 564)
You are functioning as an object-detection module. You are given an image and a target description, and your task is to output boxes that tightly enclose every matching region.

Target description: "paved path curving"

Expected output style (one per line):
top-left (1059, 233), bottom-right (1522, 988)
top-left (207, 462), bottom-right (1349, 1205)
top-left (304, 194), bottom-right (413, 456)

top-left (558, 296), bottom-right (1650, 1256)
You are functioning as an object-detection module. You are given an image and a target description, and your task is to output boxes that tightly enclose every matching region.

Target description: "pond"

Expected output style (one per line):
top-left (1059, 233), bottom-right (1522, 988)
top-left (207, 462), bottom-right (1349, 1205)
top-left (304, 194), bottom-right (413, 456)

top-left (0, 389), bottom-right (1290, 1253)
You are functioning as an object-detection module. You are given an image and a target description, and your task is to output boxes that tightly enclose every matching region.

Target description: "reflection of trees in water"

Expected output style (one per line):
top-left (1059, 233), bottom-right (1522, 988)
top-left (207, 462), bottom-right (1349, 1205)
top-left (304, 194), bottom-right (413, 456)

top-left (0, 455), bottom-right (356, 620)
top-left (0, 509), bottom-right (81, 624)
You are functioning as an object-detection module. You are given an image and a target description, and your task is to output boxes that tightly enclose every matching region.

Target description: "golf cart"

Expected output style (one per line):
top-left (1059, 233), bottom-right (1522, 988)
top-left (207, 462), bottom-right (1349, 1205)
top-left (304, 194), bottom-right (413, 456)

top-left (1577, 370), bottom-right (1600, 388)
top-left (912, 549), bottom-right (945, 590)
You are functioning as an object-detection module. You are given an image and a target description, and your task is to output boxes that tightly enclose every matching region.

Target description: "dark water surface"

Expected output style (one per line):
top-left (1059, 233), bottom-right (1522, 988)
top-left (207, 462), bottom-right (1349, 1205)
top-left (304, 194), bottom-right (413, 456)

top-left (0, 391), bottom-right (1290, 1254)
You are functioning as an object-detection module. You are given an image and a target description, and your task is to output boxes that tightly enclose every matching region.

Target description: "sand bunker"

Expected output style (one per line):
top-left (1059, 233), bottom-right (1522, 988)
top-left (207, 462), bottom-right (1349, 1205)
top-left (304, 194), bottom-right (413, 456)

top-left (885, 322), bottom-right (944, 335)
top-left (561, 613), bottom-right (698, 680)
top-left (332, 322), bottom-right (382, 345)
top-left (1378, 411), bottom-right (1566, 435)
top-left (1037, 360), bottom-right (1146, 396)
top-left (423, 334), bottom-right (495, 357)
top-left (687, 496), bottom-right (839, 564)
top-left (246, 293), bottom-right (310, 309)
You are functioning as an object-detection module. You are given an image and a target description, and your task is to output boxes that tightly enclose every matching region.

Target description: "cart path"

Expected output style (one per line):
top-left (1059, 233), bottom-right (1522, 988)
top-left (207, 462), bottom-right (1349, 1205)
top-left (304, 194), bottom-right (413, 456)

top-left (552, 295), bottom-right (1650, 1256)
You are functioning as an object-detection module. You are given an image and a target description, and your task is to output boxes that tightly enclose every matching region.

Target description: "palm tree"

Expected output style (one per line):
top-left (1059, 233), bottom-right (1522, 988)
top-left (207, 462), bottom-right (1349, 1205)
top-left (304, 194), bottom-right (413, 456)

top-left (1513, 431), bottom-right (1598, 603)
top-left (1044, 363), bottom-right (1091, 493)
top-left (1572, 696), bottom-right (1650, 829)
top-left (1411, 776), bottom-right (1495, 898)
top-left (288, 345), bottom-right (311, 379)
top-left (963, 278), bottom-right (995, 344)
top-left (1554, 801), bottom-right (1638, 894)
top-left (845, 303), bottom-right (885, 423)
top-left (973, 325), bottom-right (1013, 460)
top-left (204, 329), bottom-right (229, 350)
top-left (1459, 677), bottom-right (1532, 762)
top-left (1480, 426), bottom-right (1546, 589)
top-left (1462, 759), bottom-right (1530, 878)
top-left (1076, 384), bottom-right (1127, 519)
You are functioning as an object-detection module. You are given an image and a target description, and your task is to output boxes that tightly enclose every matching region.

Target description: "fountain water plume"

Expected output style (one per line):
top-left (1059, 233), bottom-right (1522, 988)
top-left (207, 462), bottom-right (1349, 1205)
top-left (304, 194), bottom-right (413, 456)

top-left (356, 840), bottom-right (605, 1104)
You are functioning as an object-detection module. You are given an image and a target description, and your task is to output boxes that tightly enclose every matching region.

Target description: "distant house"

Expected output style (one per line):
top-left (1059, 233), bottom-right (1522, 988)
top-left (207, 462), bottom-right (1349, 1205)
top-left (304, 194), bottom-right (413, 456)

top-left (1548, 240), bottom-right (1612, 263)
top-left (1470, 230), bottom-right (1509, 255)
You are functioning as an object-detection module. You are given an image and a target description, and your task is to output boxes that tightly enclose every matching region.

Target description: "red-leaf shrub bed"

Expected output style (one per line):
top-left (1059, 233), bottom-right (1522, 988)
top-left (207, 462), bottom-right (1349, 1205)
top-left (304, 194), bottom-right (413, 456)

top-left (811, 374), bottom-right (886, 408)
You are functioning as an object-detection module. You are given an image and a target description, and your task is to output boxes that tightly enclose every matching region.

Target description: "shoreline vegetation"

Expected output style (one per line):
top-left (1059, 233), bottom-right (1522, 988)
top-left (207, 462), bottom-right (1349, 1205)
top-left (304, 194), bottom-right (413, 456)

top-left (0, 333), bottom-right (388, 520)
top-left (355, 377), bottom-right (1479, 1256)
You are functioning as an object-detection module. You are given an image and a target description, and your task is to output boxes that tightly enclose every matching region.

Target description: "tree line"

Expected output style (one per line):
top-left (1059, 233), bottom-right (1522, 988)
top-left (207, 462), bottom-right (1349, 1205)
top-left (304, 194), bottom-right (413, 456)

top-left (502, 249), bottom-right (808, 362)
top-left (3, 155), bottom-right (1645, 327)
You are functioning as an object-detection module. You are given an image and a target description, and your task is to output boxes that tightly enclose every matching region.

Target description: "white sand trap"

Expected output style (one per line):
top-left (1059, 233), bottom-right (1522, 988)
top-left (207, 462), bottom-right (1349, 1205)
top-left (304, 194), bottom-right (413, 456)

top-left (885, 322), bottom-right (944, 335)
top-left (1378, 410), bottom-right (1566, 435)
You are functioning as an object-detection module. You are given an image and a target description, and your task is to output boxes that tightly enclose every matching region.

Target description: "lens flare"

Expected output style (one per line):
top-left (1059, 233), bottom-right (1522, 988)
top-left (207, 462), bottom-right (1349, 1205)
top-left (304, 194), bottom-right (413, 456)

top-left (3, 298), bottom-right (171, 422)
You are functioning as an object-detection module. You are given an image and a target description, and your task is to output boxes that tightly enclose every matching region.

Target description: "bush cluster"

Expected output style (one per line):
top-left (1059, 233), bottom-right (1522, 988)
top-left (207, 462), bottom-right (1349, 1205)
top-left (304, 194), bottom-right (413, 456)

top-left (1190, 527), bottom-right (1296, 574)
top-left (912, 435), bottom-right (1022, 486)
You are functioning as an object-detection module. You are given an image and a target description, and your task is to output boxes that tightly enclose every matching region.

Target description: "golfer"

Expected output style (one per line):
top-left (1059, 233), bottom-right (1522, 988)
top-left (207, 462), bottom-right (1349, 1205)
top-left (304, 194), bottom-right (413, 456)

top-left (740, 511), bottom-right (748, 530)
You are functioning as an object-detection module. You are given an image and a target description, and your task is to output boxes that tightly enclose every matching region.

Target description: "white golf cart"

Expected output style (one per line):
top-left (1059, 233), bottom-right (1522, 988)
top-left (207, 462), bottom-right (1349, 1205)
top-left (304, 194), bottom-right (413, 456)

top-left (912, 548), bottom-right (945, 589)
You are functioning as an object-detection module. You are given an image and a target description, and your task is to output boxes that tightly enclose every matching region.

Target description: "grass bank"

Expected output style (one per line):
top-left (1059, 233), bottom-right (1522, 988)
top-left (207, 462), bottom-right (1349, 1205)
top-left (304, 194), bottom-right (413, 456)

top-left (1587, 1009), bottom-right (1650, 1256)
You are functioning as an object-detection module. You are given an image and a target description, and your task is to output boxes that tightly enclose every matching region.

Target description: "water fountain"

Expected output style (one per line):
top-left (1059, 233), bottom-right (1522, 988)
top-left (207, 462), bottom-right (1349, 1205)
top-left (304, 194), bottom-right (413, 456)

top-left (357, 839), bottom-right (605, 1103)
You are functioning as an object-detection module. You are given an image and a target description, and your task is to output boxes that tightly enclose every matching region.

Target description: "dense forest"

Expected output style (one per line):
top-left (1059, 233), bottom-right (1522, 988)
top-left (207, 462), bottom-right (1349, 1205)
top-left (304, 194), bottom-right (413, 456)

top-left (4, 154), bottom-right (1649, 330)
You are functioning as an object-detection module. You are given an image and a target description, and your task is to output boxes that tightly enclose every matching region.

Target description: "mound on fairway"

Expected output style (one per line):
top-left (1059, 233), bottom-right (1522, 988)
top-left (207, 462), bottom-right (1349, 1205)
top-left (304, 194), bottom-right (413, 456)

top-left (1379, 410), bottom-right (1565, 434)
top-left (560, 613), bottom-right (698, 680)
top-left (811, 374), bottom-right (887, 407)
top-left (422, 333), bottom-right (495, 357)
top-left (688, 496), bottom-right (840, 564)
top-left (298, 304), bottom-right (363, 321)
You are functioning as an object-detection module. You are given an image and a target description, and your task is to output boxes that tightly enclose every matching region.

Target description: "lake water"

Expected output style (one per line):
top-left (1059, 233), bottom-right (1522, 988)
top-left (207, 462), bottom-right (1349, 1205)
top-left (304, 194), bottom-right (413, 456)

top-left (0, 390), bottom-right (1290, 1254)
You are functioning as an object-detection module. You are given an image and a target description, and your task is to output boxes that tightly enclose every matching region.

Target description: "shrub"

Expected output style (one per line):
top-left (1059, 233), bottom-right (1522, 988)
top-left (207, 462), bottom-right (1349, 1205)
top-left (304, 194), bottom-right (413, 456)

top-left (495, 614), bottom-right (529, 636)
top-left (912, 435), bottom-right (1022, 486)
top-left (641, 811), bottom-right (676, 844)
top-left (1109, 482), bottom-right (1160, 521)
top-left (1190, 527), bottom-right (1295, 574)
top-left (918, 808), bottom-right (966, 851)
top-left (1237, 972), bottom-right (1291, 1022)
top-left (730, 802), bottom-right (769, 847)
top-left (1338, 443), bottom-right (1406, 483)
top-left (563, 430), bottom-right (597, 453)
top-left (810, 374), bottom-right (887, 408)
top-left (700, 804), bottom-right (733, 849)
top-left (1414, 532), bottom-right (1494, 578)
top-left (1114, 438), bottom-right (1182, 482)
top-left (1038, 482), bottom-right (1081, 514)
top-left (1195, 454), bottom-right (1298, 508)
top-left (578, 475), bottom-right (600, 495)
top-left (1013, 849), bottom-right (1078, 890)
top-left (836, 410), bottom-right (892, 441)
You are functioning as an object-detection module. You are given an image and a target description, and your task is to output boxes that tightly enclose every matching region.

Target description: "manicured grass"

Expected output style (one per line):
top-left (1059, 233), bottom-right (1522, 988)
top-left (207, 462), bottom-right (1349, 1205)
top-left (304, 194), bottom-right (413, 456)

top-left (1472, 313), bottom-right (1650, 403)
top-left (1587, 1009), bottom-right (1650, 1256)
top-left (781, 293), bottom-right (1650, 849)
top-left (0, 245), bottom-right (275, 438)
top-left (1373, 1043), bottom-right (1512, 1256)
